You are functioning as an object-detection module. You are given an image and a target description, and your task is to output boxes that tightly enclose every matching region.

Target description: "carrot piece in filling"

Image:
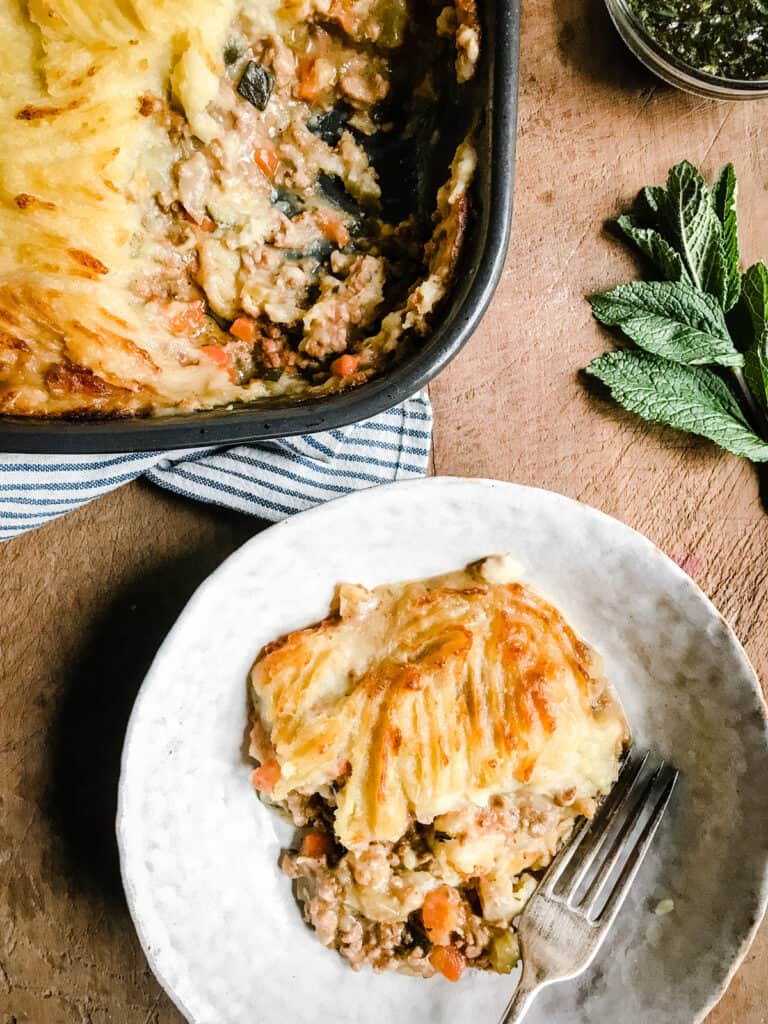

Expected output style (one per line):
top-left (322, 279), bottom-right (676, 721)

top-left (297, 56), bottom-right (335, 100)
top-left (199, 344), bottom-right (235, 379)
top-left (229, 316), bottom-right (258, 343)
top-left (251, 759), bottom-right (281, 793)
top-left (299, 829), bottom-right (334, 859)
top-left (253, 144), bottom-right (278, 178)
top-left (316, 209), bottom-right (350, 247)
top-left (429, 945), bottom-right (465, 982)
top-left (330, 353), bottom-right (360, 378)
top-left (422, 885), bottom-right (461, 945)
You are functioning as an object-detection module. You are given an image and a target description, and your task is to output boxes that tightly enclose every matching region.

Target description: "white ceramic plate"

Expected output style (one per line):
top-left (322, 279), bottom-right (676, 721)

top-left (117, 477), bottom-right (768, 1024)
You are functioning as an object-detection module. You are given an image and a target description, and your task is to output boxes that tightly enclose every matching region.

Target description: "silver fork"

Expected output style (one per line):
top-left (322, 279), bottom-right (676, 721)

top-left (498, 753), bottom-right (678, 1023)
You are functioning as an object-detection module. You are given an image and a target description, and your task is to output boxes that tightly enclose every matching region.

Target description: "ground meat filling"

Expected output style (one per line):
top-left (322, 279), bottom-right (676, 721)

top-left (133, 0), bottom-right (478, 391)
top-left (274, 786), bottom-right (577, 980)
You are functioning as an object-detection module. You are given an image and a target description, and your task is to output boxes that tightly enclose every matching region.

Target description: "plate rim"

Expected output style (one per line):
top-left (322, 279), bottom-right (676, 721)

top-left (116, 475), bottom-right (768, 1024)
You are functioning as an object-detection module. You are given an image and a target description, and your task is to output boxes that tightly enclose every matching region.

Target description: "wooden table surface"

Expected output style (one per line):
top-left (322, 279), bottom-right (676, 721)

top-left (1, 1), bottom-right (767, 1021)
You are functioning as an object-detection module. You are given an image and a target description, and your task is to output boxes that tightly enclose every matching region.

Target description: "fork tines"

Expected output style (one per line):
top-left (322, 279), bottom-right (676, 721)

top-left (542, 752), bottom-right (678, 926)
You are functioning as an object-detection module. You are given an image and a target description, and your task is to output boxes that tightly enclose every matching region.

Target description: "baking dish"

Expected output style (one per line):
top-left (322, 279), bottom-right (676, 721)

top-left (0, 0), bottom-right (519, 454)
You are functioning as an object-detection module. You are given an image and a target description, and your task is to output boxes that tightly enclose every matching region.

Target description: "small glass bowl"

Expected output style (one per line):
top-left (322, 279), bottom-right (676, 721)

top-left (604, 0), bottom-right (768, 101)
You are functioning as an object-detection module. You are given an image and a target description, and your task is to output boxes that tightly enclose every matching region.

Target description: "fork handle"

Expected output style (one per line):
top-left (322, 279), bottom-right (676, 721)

top-left (499, 968), bottom-right (541, 1024)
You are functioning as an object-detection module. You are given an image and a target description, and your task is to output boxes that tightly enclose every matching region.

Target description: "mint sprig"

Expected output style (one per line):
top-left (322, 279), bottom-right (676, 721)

top-left (585, 160), bottom-right (768, 463)
top-left (742, 263), bottom-right (768, 413)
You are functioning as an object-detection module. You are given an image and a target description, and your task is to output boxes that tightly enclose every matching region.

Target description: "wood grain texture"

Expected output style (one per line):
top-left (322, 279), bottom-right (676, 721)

top-left (0, 0), bottom-right (766, 1021)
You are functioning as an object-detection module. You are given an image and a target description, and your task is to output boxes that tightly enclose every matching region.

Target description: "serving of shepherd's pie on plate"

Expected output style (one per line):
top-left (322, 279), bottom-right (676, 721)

top-left (117, 478), bottom-right (768, 1024)
top-left (248, 555), bottom-right (629, 979)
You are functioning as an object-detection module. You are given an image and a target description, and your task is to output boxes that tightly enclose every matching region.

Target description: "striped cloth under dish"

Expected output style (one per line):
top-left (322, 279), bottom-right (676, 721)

top-left (0, 392), bottom-right (432, 541)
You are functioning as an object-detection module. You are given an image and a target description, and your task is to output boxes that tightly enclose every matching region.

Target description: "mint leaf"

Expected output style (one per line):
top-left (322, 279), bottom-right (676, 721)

top-left (616, 216), bottom-right (686, 282)
top-left (659, 162), bottom-right (727, 306)
top-left (589, 280), bottom-right (743, 367)
top-left (741, 262), bottom-right (768, 409)
top-left (712, 163), bottom-right (740, 311)
top-left (586, 350), bottom-right (768, 461)
top-left (638, 185), bottom-right (667, 220)
top-left (741, 261), bottom-right (768, 338)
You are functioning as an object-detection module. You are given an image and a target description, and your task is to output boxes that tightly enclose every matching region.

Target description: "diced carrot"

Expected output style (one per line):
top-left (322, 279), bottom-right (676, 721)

top-left (330, 353), bottom-right (360, 378)
top-left (251, 759), bottom-right (281, 793)
top-left (199, 344), bottom-right (234, 375)
top-left (316, 209), bottom-right (350, 247)
top-left (422, 886), bottom-right (460, 945)
top-left (429, 945), bottom-right (465, 982)
top-left (297, 57), bottom-right (314, 99)
top-left (297, 56), bottom-right (335, 101)
top-left (162, 300), bottom-right (206, 337)
top-left (253, 144), bottom-right (278, 178)
top-left (300, 829), bottom-right (334, 859)
top-left (229, 316), bottom-right (258, 343)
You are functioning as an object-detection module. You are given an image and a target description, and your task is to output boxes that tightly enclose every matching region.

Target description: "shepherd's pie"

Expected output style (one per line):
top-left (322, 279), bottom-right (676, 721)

top-left (248, 556), bottom-right (630, 980)
top-left (0, 0), bottom-right (478, 416)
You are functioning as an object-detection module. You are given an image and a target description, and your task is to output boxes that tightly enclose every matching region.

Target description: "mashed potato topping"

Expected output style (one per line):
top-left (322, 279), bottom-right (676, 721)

top-left (248, 557), bottom-right (630, 980)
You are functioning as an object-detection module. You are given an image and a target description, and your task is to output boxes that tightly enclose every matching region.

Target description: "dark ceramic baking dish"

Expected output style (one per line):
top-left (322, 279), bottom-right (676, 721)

top-left (0, 0), bottom-right (519, 453)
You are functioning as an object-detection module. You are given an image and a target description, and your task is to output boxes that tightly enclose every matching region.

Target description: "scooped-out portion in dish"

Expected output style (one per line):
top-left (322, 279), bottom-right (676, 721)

top-left (0, 0), bottom-right (479, 417)
top-left (248, 556), bottom-right (630, 980)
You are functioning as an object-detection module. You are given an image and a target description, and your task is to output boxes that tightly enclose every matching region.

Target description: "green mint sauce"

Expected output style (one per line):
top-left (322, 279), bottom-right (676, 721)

top-left (627, 0), bottom-right (768, 81)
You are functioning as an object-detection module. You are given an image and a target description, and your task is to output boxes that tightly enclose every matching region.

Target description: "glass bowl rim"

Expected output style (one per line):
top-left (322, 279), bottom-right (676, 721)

top-left (605, 0), bottom-right (768, 97)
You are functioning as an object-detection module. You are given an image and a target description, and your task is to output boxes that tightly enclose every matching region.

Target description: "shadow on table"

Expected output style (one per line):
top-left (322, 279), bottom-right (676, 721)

top-left (757, 466), bottom-right (768, 516)
top-left (552, 0), bottom-right (658, 92)
top-left (44, 504), bottom-right (262, 907)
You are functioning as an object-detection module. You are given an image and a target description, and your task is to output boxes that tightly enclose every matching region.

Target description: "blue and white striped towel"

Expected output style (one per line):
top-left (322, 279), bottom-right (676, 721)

top-left (0, 392), bottom-right (432, 541)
